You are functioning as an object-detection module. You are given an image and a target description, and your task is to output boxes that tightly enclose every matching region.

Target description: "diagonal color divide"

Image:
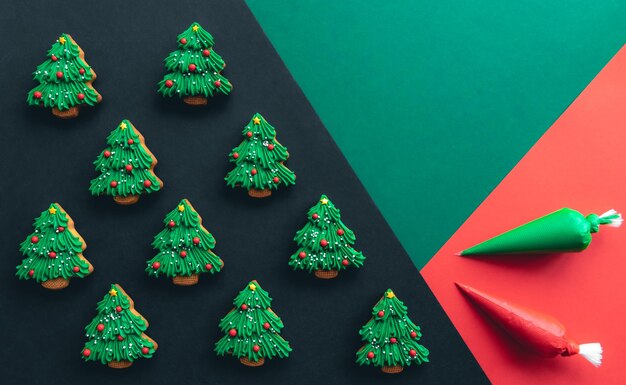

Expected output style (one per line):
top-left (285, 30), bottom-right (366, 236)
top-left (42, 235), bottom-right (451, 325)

top-left (423, 45), bottom-right (626, 384)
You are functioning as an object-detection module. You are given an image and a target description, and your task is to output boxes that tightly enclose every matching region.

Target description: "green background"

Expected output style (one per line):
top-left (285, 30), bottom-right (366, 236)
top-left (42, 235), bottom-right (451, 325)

top-left (247, 0), bottom-right (626, 269)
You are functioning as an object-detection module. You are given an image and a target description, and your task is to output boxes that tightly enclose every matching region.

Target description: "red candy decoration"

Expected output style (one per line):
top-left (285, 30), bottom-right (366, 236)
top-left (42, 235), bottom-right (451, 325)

top-left (179, 250), bottom-right (187, 258)
top-left (273, 177), bottom-right (280, 183)
top-left (337, 229), bottom-right (344, 236)
top-left (51, 55), bottom-right (57, 62)
top-left (117, 335), bottom-right (124, 341)
top-left (127, 139), bottom-right (134, 145)
top-left (31, 236), bottom-right (39, 243)
top-left (142, 347), bottom-right (150, 354)
top-left (33, 91), bottom-right (42, 99)
top-left (143, 180), bottom-right (152, 188)
top-left (246, 131), bottom-right (253, 138)
top-left (152, 262), bottom-right (160, 270)
top-left (125, 164), bottom-right (133, 172)
top-left (83, 349), bottom-right (91, 357)
top-left (205, 263), bottom-right (213, 270)
top-left (320, 239), bottom-right (328, 247)
top-left (241, 304), bottom-right (248, 311)
top-left (48, 251), bottom-right (57, 258)
top-left (180, 38), bottom-right (187, 44)
top-left (410, 331), bottom-right (418, 338)
top-left (253, 345), bottom-right (260, 353)
top-left (110, 181), bottom-right (118, 188)
top-left (298, 251), bottom-right (307, 259)
top-left (28, 269), bottom-right (34, 277)
top-left (367, 352), bottom-right (375, 359)
top-left (251, 168), bottom-right (257, 175)
top-left (79, 68), bottom-right (85, 75)
top-left (97, 323), bottom-right (105, 332)
top-left (263, 322), bottom-right (270, 330)
top-left (115, 306), bottom-right (122, 313)
top-left (267, 144), bottom-right (274, 151)
top-left (73, 266), bottom-right (80, 273)
top-left (342, 259), bottom-right (349, 266)
top-left (202, 49), bottom-right (211, 57)
top-left (312, 213), bottom-right (319, 220)
top-left (57, 227), bottom-right (65, 233)
top-left (409, 349), bottom-right (417, 357)
top-left (103, 150), bottom-right (111, 158)
top-left (188, 63), bottom-right (197, 72)
top-left (193, 237), bottom-right (200, 245)
top-left (390, 337), bottom-right (397, 344)
top-left (77, 93), bottom-right (85, 100)
top-left (214, 80), bottom-right (222, 87)
top-left (168, 220), bottom-right (175, 228)
top-left (165, 79), bottom-right (174, 88)
top-left (228, 329), bottom-right (237, 337)
top-left (377, 310), bottom-right (385, 318)
top-left (232, 152), bottom-right (239, 159)
top-left (56, 71), bottom-right (63, 79)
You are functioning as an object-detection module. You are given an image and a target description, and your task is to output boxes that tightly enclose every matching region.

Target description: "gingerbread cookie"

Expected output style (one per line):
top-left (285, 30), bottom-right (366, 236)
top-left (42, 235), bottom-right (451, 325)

top-left (215, 280), bottom-right (291, 366)
top-left (82, 284), bottom-right (158, 368)
top-left (158, 22), bottom-right (232, 105)
top-left (16, 203), bottom-right (93, 290)
top-left (289, 194), bottom-right (365, 278)
top-left (146, 199), bottom-right (224, 286)
top-left (89, 119), bottom-right (163, 205)
top-left (27, 33), bottom-right (101, 118)
top-left (225, 113), bottom-right (296, 198)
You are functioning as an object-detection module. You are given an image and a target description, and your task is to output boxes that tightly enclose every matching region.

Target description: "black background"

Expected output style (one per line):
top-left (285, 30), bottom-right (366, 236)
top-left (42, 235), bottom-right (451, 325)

top-left (0, 1), bottom-right (488, 384)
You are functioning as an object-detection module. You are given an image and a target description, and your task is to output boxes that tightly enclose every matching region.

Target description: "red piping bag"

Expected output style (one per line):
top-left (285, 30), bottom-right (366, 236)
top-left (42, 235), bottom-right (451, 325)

top-left (456, 282), bottom-right (602, 367)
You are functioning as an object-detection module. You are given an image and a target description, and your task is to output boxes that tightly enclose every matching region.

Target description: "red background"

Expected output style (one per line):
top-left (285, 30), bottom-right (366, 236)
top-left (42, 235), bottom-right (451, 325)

top-left (422, 46), bottom-right (626, 384)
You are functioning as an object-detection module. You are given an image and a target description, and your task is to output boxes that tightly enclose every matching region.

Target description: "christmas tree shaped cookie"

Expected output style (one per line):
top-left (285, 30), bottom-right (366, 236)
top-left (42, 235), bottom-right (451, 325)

top-left (27, 34), bottom-right (101, 118)
top-left (225, 113), bottom-right (296, 198)
top-left (289, 194), bottom-right (365, 279)
top-left (82, 284), bottom-right (158, 369)
top-left (215, 280), bottom-right (291, 366)
top-left (146, 199), bottom-right (224, 286)
top-left (90, 119), bottom-right (163, 205)
top-left (16, 203), bottom-right (93, 290)
top-left (356, 289), bottom-right (429, 374)
top-left (158, 22), bottom-right (232, 105)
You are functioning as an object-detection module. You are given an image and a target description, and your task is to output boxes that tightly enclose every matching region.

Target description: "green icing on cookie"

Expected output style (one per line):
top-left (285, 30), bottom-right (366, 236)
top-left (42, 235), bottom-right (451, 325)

top-left (82, 284), bottom-right (157, 366)
top-left (157, 22), bottom-right (232, 99)
top-left (225, 113), bottom-right (296, 196)
top-left (16, 203), bottom-right (92, 285)
top-left (89, 119), bottom-right (162, 202)
top-left (289, 194), bottom-right (365, 276)
top-left (27, 33), bottom-right (101, 112)
top-left (356, 289), bottom-right (429, 371)
top-left (215, 280), bottom-right (291, 364)
top-left (146, 199), bottom-right (223, 282)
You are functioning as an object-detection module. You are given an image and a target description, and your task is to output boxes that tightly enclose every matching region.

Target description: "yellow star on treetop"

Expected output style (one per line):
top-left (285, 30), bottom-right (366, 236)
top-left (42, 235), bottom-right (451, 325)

top-left (192, 25), bottom-right (199, 32)
top-left (320, 198), bottom-right (329, 205)
top-left (59, 36), bottom-right (66, 44)
top-left (48, 207), bottom-right (57, 214)
top-left (386, 290), bottom-right (395, 299)
top-left (252, 117), bottom-right (261, 125)
top-left (109, 288), bottom-right (118, 297)
top-left (119, 122), bottom-right (127, 130)
top-left (249, 283), bottom-right (257, 291)
top-left (178, 205), bottom-right (185, 212)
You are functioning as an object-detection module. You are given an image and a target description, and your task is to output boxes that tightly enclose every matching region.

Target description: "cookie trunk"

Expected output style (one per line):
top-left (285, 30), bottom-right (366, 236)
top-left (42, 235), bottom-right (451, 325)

top-left (248, 188), bottom-right (272, 198)
top-left (52, 106), bottom-right (79, 119)
top-left (172, 274), bottom-right (199, 286)
top-left (314, 269), bottom-right (338, 279)
top-left (240, 357), bottom-right (264, 367)
top-left (381, 365), bottom-right (404, 374)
